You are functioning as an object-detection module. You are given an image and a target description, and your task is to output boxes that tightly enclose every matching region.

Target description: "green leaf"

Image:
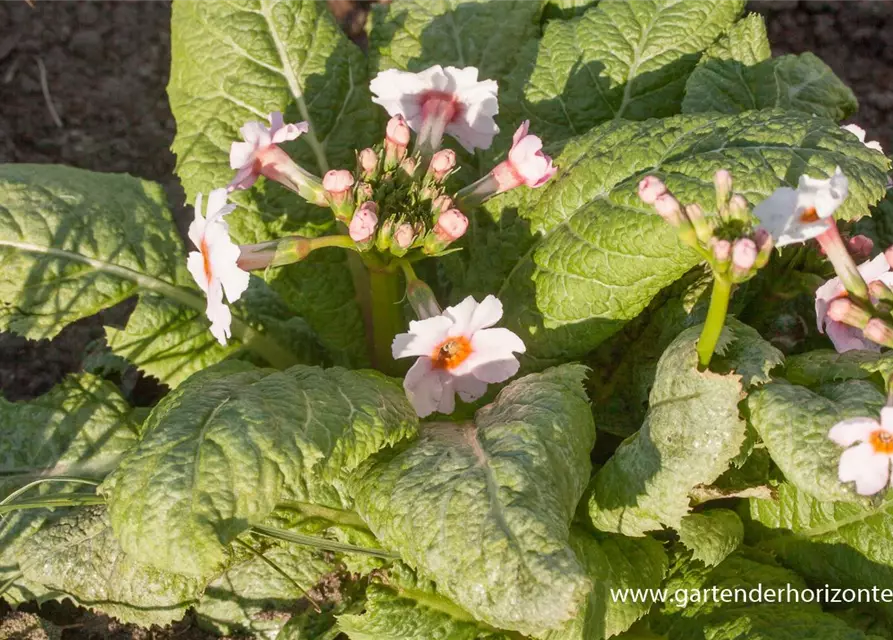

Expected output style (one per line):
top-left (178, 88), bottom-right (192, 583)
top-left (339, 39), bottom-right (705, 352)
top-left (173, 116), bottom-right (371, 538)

top-left (586, 324), bottom-right (753, 536)
top-left (499, 0), bottom-right (745, 146)
top-left (349, 365), bottom-right (595, 636)
top-left (195, 543), bottom-right (333, 640)
top-left (367, 0), bottom-right (542, 83)
top-left (101, 362), bottom-right (417, 580)
top-left (745, 483), bottom-right (893, 621)
top-left (653, 548), bottom-right (870, 640)
top-left (701, 13), bottom-right (770, 65)
top-left (683, 53), bottom-right (858, 120)
top-left (677, 509), bottom-right (744, 567)
top-left (541, 0), bottom-right (598, 23)
top-left (784, 349), bottom-right (893, 388)
top-left (169, 0), bottom-right (378, 366)
top-left (16, 507), bottom-right (203, 627)
top-left (745, 379), bottom-right (884, 502)
top-left (487, 110), bottom-right (890, 364)
top-left (337, 563), bottom-right (512, 640)
top-left (543, 527), bottom-right (669, 640)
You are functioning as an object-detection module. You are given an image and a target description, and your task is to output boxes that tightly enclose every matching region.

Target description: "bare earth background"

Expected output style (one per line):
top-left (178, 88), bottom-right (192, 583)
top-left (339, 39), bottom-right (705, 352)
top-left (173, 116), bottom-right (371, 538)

top-left (0, 1), bottom-right (892, 638)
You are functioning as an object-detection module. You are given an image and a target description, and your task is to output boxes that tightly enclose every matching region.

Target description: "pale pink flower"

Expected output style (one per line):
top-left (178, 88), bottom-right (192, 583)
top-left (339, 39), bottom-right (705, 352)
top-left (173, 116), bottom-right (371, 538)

top-left (229, 112), bottom-right (309, 190)
top-left (731, 238), bottom-right (757, 274)
top-left (370, 65), bottom-right (499, 152)
top-left (816, 253), bottom-right (893, 352)
top-left (638, 176), bottom-right (667, 205)
top-left (392, 295), bottom-right (525, 417)
top-left (186, 189), bottom-right (250, 346)
top-left (830, 407), bottom-right (893, 495)
top-left (842, 124), bottom-right (884, 153)
top-left (490, 120), bottom-right (556, 192)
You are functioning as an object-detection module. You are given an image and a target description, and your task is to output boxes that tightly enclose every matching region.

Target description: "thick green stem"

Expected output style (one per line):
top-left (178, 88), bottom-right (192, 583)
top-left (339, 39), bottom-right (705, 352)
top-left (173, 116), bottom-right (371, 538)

top-left (0, 494), bottom-right (104, 515)
top-left (697, 275), bottom-right (733, 369)
top-left (368, 266), bottom-right (405, 375)
top-left (276, 500), bottom-right (368, 529)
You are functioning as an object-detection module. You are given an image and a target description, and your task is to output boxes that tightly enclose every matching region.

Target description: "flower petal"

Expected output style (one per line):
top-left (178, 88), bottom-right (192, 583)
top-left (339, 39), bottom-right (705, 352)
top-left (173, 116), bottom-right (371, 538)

top-left (403, 357), bottom-right (444, 418)
top-left (454, 374), bottom-right (488, 403)
top-left (447, 295), bottom-right (503, 337)
top-left (880, 407), bottom-right (893, 434)
top-left (826, 320), bottom-right (878, 353)
top-left (436, 376), bottom-right (456, 415)
top-left (838, 442), bottom-right (891, 496)
top-left (271, 120), bottom-right (309, 145)
top-left (229, 141), bottom-right (256, 170)
top-left (205, 282), bottom-right (232, 346)
top-left (829, 418), bottom-right (879, 446)
top-left (859, 253), bottom-right (891, 283)
top-left (392, 316), bottom-right (453, 359)
top-left (186, 251), bottom-right (209, 294)
top-left (470, 357), bottom-right (521, 384)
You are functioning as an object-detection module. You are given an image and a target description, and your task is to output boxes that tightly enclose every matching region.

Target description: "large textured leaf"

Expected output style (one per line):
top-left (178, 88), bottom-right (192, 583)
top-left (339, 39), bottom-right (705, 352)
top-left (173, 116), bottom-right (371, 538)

top-left (700, 12), bottom-right (770, 65)
top-left (677, 509), bottom-right (744, 567)
top-left (337, 563), bottom-right (512, 640)
top-left (485, 110), bottom-right (890, 364)
top-left (653, 548), bottom-right (869, 640)
top-left (683, 53), bottom-right (858, 120)
top-left (0, 373), bottom-right (140, 492)
top-left (0, 164), bottom-right (308, 386)
top-left (745, 483), bottom-right (893, 621)
top-left (349, 365), bottom-right (595, 636)
top-left (169, 0), bottom-right (378, 365)
top-left (368, 0), bottom-right (542, 82)
top-left (543, 528), bottom-right (668, 640)
top-left (498, 0), bottom-right (744, 147)
top-left (587, 324), bottom-right (764, 536)
top-left (16, 507), bottom-right (203, 627)
top-left (101, 362), bottom-right (417, 579)
top-left (784, 349), bottom-right (893, 388)
top-left (195, 544), bottom-right (333, 639)
top-left (745, 379), bottom-right (885, 502)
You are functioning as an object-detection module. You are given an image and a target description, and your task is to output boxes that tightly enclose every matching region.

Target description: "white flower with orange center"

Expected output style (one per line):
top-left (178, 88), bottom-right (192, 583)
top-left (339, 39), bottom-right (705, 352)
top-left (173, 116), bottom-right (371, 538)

top-left (370, 65), bottom-right (499, 152)
top-left (186, 189), bottom-right (250, 346)
top-left (753, 167), bottom-right (848, 247)
top-left (829, 407), bottom-right (893, 495)
top-left (391, 295), bottom-right (525, 417)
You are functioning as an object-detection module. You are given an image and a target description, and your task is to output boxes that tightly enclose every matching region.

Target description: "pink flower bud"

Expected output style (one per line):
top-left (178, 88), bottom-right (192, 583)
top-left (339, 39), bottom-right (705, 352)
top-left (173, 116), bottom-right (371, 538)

top-left (323, 170), bottom-right (355, 197)
top-left (732, 238), bottom-right (757, 273)
top-left (428, 149), bottom-right (457, 181)
top-left (827, 298), bottom-right (870, 328)
top-left (714, 169), bottom-right (733, 196)
top-left (349, 202), bottom-right (378, 244)
top-left (394, 223), bottom-right (417, 249)
top-left (864, 318), bottom-right (893, 346)
top-left (435, 209), bottom-right (468, 242)
top-left (432, 194), bottom-right (454, 215)
top-left (359, 148), bottom-right (379, 178)
top-left (399, 157), bottom-right (418, 178)
top-left (638, 176), bottom-right (667, 205)
top-left (728, 194), bottom-right (749, 220)
top-left (712, 239), bottom-right (732, 263)
top-left (653, 193), bottom-right (682, 225)
top-left (754, 228), bottom-right (772, 251)
top-left (386, 114), bottom-right (411, 147)
top-left (847, 234), bottom-right (874, 262)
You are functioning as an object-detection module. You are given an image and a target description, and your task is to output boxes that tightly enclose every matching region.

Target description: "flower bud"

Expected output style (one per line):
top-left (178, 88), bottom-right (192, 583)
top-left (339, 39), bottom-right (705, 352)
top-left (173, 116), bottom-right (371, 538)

top-left (431, 194), bottom-right (454, 215)
top-left (358, 148), bottom-right (379, 180)
top-left (424, 208), bottom-right (468, 254)
top-left (863, 318), bottom-right (893, 348)
top-left (428, 149), bottom-right (456, 182)
top-left (685, 203), bottom-right (711, 243)
top-left (870, 279), bottom-right (893, 304)
top-left (847, 234), bottom-right (874, 262)
top-left (714, 169), bottom-right (733, 204)
top-left (385, 115), bottom-right (411, 169)
top-left (728, 194), bottom-right (750, 221)
top-left (827, 298), bottom-right (871, 329)
top-left (394, 223), bottom-right (417, 250)
top-left (731, 238), bottom-right (757, 279)
top-left (754, 228), bottom-right (775, 269)
top-left (355, 181), bottom-right (374, 204)
top-left (638, 176), bottom-right (667, 205)
top-left (375, 218), bottom-right (395, 253)
top-left (323, 169), bottom-right (356, 222)
top-left (349, 202), bottom-right (378, 245)
top-left (712, 239), bottom-right (732, 263)
top-left (399, 156), bottom-right (418, 181)
top-left (653, 193), bottom-right (682, 226)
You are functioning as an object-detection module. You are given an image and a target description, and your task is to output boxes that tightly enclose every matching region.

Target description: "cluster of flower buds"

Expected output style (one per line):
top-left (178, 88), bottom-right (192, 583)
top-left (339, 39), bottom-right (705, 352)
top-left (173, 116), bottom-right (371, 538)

top-left (638, 170), bottom-right (773, 284)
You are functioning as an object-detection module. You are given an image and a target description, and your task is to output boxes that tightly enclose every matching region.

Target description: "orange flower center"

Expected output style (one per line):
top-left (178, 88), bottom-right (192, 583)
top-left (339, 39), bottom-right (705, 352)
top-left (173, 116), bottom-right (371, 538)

top-left (431, 336), bottom-right (473, 370)
top-left (201, 237), bottom-right (213, 285)
top-left (870, 430), bottom-right (893, 454)
top-left (799, 206), bottom-right (819, 223)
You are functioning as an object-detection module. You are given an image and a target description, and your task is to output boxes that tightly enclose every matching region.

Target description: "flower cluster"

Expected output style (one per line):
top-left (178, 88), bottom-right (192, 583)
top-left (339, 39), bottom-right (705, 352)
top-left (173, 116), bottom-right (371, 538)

top-left (183, 64), bottom-right (552, 417)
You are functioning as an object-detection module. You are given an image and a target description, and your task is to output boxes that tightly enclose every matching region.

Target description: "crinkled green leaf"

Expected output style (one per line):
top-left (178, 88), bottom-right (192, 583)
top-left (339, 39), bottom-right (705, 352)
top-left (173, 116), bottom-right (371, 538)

top-left (683, 53), bottom-right (858, 120)
top-left (541, 0), bottom-right (598, 22)
top-left (784, 349), bottom-right (893, 388)
top-left (0, 373), bottom-right (140, 492)
top-left (16, 507), bottom-right (203, 627)
top-left (701, 13), bottom-right (770, 65)
top-left (677, 509), bottom-right (744, 567)
top-left (745, 379), bottom-right (884, 502)
top-left (169, 0), bottom-right (377, 366)
top-left (368, 0), bottom-right (541, 83)
top-left (543, 527), bottom-right (668, 640)
top-left (499, 0), bottom-right (744, 148)
top-left (716, 318), bottom-right (784, 388)
top-left (196, 544), bottom-right (333, 640)
top-left (653, 548), bottom-right (869, 640)
top-left (101, 362), bottom-right (417, 580)
top-left (587, 324), bottom-right (752, 536)
top-left (349, 365), bottom-right (595, 636)
top-left (337, 563), bottom-right (512, 640)
top-left (745, 483), bottom-right (893, 621)
top-left (488, 110), bottom-right (889, 364)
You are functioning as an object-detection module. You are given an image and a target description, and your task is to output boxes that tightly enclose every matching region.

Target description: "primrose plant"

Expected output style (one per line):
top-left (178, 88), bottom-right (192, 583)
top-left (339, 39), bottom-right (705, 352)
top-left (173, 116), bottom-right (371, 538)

top-left (1, 2), bottom-right (893, 639)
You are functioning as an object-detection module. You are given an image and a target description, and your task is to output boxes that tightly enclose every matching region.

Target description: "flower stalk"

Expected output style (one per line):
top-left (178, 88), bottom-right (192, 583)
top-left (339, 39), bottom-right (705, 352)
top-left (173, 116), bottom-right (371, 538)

top-left (237, 234), bottom-right (355, 271)
top-left (697, 274), bottom-right (733, 368)
top-left (368, 264), bottom-right (405, 375)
